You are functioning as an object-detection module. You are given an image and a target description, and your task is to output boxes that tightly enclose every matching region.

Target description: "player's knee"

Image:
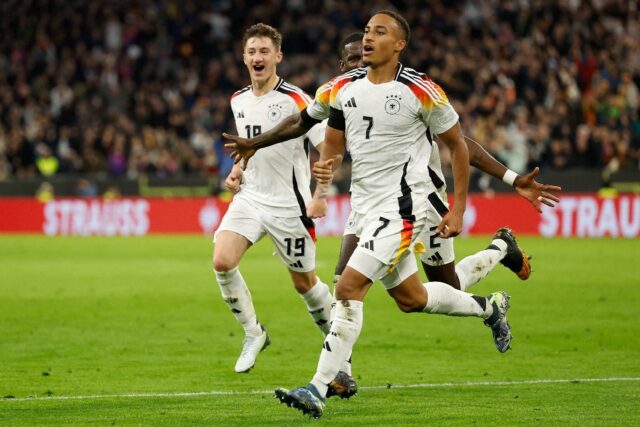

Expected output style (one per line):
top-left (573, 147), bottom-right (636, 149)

top-left (423, 262), bottom-right (460, 289)
top-left (291, 272), bottom-right (316, 294)
top-left (213, 254), bottom-right (237, 273)
top-left (394, 295), bottom-right (426, 313)
top-left (395, 301), bottom-right (417, 313)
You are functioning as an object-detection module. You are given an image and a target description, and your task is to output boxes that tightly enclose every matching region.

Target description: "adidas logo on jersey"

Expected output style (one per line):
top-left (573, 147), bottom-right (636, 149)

top-left (428, 252), bottom-right (443, 264)
top-left (237, 111), bottom-right (245, 118)
top-left (344, 97), bottom-right (357, 108)
top-left (289, 260), bottom-right (303, 269)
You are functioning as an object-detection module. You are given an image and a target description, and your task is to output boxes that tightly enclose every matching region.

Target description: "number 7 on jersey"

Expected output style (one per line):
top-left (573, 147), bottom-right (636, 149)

top-left (363, 116), bottom-right (373, 139)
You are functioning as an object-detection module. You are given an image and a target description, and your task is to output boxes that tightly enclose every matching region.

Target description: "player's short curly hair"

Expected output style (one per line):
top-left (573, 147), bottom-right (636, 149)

top-left (242, 23), bottom-right (282, 51)
top-left (339, 32), bottom-right (364, 56)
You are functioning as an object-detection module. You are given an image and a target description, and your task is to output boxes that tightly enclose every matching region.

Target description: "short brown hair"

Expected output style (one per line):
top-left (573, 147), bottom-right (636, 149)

top-left (242, 23), bottom-right (282, 51)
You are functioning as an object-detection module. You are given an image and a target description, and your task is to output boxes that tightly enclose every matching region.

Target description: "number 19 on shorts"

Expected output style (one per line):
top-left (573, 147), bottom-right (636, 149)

top-left (284, 237), bottom-right (305, 256)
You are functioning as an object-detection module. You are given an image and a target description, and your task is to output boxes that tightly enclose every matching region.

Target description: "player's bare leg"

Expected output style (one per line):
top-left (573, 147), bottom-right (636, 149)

top-left (422, 262), bottom-right (460, 289)
top-left (333, 233), bottom-right (360, 284)
top-left (213, 231), bottom-right (252, 273)
top-left (213, 231), bottom-right (268, 373)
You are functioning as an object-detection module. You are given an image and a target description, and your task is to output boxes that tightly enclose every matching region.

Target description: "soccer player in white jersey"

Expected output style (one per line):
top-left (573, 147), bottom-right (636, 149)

top-left (224, 43), bottom-right (560, 295)
top-left (212, 24), bottom-right (335, 375)
top-left (271, 10), bottom-right (518, 418)
top-left (224, 26), bottom-right (560, 403)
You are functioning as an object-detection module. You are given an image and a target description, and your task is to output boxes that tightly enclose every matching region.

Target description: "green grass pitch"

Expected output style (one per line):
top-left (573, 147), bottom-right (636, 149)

top-left (1, 234), bottom-right (638, 425)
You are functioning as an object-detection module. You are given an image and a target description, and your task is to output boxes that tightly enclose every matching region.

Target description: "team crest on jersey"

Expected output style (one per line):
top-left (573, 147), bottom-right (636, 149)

top-left (384, 94), bottom-right (402, 115)
top-left (267, 104), bottom-right (283, 121)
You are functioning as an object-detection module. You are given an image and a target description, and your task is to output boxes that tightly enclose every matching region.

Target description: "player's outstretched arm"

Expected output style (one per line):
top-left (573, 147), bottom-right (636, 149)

top-left (223, 112), bottom-right (311, 164)
top-left (465, 135), bottom-right (509, 179)
top-left (513, 167), bottom-right (561, 213)
top-left (437, 123), bottom-right (469, 238)
top-left (464, 136), bottom-right (561, 212)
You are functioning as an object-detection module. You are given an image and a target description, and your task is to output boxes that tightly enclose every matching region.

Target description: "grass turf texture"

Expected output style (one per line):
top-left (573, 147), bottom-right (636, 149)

top-left (1, 235), bottom-right (638, 425)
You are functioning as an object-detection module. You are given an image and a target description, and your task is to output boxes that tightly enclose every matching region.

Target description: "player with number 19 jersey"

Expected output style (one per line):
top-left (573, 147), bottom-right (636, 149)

top-left (231, 78), bottom-right (325, 218)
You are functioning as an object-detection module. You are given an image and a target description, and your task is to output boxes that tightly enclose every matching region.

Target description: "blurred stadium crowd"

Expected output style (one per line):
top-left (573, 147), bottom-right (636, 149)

top-left (0, 0), bottom-right (638, 191)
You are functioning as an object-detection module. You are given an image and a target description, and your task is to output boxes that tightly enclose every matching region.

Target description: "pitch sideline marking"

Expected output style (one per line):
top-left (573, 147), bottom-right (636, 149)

top-left (2, 377), bottom-right (639, 403)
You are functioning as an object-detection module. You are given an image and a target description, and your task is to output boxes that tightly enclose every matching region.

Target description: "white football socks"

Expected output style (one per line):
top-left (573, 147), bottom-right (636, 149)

top-left (423, 282), bottom-right (491, 319)
top-left (455, 239), bottom-right (507, 291)
top-left (215, 267), bottom-right (262, 337)
top-left (329, 290), bottom-right (351, 376)
top-left (300, 279), bottom-right (333, 336)
top-left (328, 277), bottom-right (353, 376)
top-left (311, 300), bottom-right (363, 398)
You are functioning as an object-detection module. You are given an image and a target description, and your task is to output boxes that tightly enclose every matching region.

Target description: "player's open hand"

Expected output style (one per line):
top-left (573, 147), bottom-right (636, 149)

top-left (312, 158), bottom-right (334, 184)
top-left (224, 170), bottom-right (242, 194)
top-left (514, 167), bottom-right (561, 213)
top-left (223, 132), bottom-right (257, 164)
top-left (436, 209), bottom-right (464, 238)
top-left (306, 197), bottom-right (328, 219)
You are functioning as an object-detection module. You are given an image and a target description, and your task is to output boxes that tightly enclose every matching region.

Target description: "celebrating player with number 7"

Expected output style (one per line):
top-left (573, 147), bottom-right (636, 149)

top-left (273, 10), bottom-right (522, 418)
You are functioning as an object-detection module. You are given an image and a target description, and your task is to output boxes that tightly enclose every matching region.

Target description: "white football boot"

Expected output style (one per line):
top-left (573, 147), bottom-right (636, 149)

top-left (234, 324), bottom-right (270, 373)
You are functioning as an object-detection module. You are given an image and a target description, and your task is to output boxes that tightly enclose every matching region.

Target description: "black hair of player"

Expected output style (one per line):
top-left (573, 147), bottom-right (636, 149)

top-left (339, 32), bottom-right (364, 56)
top-left (376, 10), bottom-right (410, 47)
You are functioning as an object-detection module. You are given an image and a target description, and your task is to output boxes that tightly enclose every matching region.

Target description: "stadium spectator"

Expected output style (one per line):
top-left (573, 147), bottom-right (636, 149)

top-left (35, 181), bottom-right (54, 202)
top-left (0, 0), bottom-right (638, 192)
top-left (76, 178), bottom-right (98, 197)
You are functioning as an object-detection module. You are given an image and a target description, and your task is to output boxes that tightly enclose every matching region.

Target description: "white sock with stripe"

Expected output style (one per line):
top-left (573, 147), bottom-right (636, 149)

top-left (423, 282), bottom-right (492, 319)
top-left (215, 267), bottom-right (262, 337)
top-left (300, 278), bottom-right (332, 335)
top-left (327, 283), bottom-right (354, 376)
top-left (310, 300), bottom-right (363, 398)
top-left (455, 240), bottom-right (507, 291)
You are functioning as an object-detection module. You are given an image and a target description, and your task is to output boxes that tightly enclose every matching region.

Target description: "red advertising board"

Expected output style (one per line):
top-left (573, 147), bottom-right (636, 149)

top-left (0, 194), bottom-right (638, 238)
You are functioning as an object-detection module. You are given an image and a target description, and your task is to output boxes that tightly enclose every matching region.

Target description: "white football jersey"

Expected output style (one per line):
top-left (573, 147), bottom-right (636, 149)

top-left (328, 65), bottom-right (459, 215)
top-left (230, 78), bottom-right (325, 217)
top-left (308, 76), bottom-right (447, 194)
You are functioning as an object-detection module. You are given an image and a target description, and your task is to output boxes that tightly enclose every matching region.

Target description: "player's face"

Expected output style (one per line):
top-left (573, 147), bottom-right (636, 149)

top-left (243, 37), bottom-right (282, 85)
top-left (362, 14), bottom-right (406, 67)
top-left (339, 41), bottom-right (363, 72)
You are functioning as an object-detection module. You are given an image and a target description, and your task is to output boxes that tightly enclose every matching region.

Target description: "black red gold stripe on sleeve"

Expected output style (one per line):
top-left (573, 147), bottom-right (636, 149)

top-left (398, 69), bottom-right (450, 111)
top-left (277, 81), bottom-right (312, 111)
